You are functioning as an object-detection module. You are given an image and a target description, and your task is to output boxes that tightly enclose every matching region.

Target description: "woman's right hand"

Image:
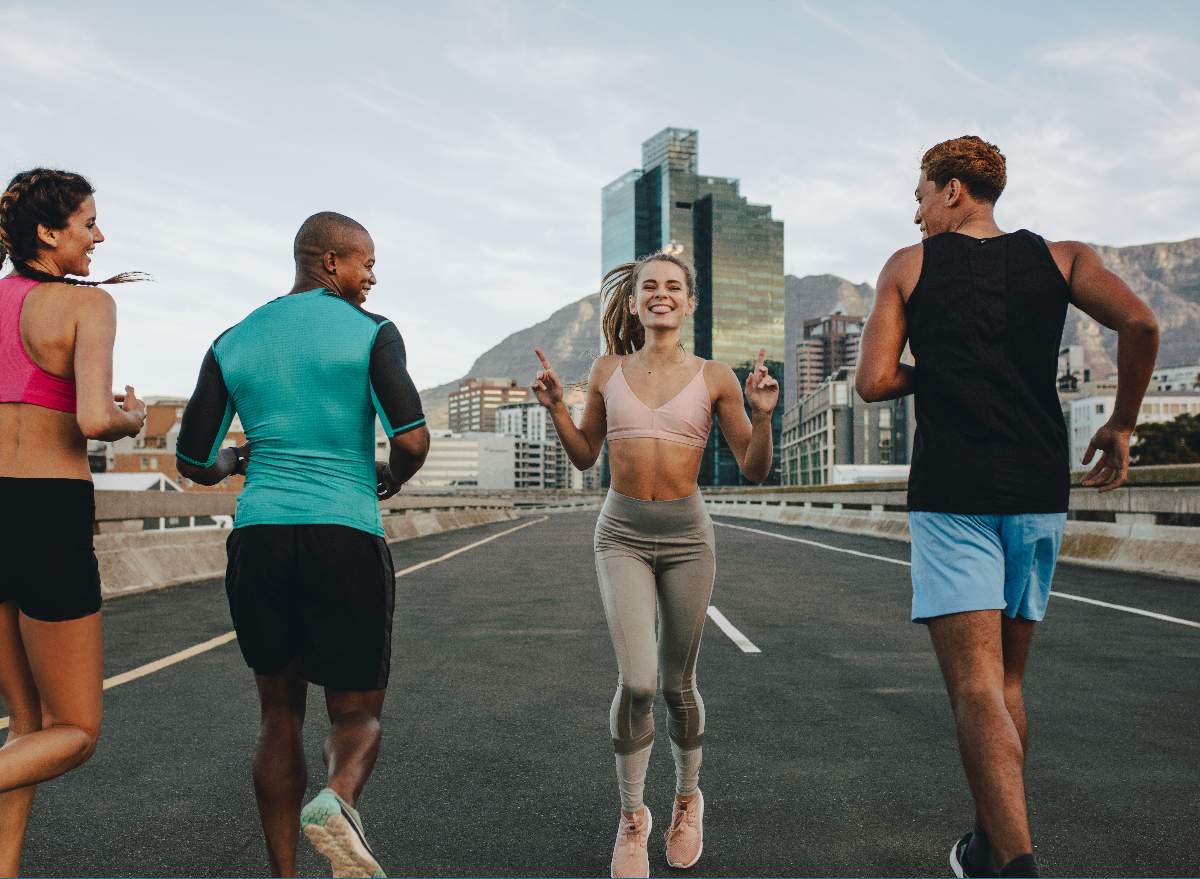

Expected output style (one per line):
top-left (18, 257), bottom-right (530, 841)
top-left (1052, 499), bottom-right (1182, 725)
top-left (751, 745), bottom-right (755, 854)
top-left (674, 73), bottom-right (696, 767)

top-left (114, 384), bottom-right (147, 436)
top-left (531, 347), bottom-right (563, 409)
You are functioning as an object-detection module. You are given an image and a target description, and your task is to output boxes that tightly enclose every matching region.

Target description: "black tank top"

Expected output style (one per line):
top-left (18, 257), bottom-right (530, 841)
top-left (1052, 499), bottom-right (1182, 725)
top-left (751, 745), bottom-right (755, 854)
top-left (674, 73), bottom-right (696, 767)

top-left (905, 230), bottom-right (1071, 514)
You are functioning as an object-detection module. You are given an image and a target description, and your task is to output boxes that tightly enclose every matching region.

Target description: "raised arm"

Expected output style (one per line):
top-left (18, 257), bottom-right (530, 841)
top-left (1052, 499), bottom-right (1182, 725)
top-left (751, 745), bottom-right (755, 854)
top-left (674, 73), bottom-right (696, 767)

top-left (72, 286), bottom-right (146, 441)
top-left (712, 350), bottom-right (778, 484)
top-left (531, 347), bottom-right (608, 471)
top-left (856, 246), bottom-right (918, 403)
top-left (1055, 241), bottom-right (1159, 492)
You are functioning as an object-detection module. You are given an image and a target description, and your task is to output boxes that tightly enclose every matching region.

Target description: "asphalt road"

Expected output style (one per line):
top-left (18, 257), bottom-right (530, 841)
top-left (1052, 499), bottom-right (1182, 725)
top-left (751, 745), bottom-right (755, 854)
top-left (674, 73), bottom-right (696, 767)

top-left (6, 512), bottom-right (1198, 878)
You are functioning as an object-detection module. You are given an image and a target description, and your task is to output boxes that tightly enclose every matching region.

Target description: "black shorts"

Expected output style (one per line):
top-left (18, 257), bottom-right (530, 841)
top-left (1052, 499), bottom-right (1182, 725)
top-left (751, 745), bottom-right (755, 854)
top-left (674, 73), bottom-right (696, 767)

top-left (0, 477), bottom-right (102, 622)
top-left (225, 524), bottom-right (395, 690)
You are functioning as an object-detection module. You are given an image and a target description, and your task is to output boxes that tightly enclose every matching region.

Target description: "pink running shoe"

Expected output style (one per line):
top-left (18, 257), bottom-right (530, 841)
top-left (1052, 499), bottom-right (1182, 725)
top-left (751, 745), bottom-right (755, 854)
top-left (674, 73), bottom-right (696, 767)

top-left (611, 807), bottom-right (652, 879)
top-left (664, 790), bottom-right (704, 869)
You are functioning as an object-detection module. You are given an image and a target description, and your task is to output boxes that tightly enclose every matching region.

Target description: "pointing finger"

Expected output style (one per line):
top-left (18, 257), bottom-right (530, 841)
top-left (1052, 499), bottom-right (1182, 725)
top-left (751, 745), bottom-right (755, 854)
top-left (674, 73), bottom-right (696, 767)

top-left (535, 347), bottom-right (552, 370)
top-left (756, 348), bottom-right (765, 371)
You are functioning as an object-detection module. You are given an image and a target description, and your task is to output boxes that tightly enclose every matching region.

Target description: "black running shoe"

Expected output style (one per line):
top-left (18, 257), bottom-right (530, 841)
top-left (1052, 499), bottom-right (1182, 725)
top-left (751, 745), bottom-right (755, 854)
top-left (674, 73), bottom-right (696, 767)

top-left (951, 831), bottom-right (999, 879)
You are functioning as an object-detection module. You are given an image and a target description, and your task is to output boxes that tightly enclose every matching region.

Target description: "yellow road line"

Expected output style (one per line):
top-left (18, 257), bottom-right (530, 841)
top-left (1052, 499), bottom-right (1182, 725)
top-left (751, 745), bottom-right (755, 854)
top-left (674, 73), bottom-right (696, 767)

top-left (0, 517), bottom-right (549, 731)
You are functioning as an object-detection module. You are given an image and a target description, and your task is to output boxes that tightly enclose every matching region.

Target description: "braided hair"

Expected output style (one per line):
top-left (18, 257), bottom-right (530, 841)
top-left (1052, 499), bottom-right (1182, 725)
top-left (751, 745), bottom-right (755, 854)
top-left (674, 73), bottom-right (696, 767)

top-left (0, 169), bottom-right (148, 286)
top-left (600, 251), bottom-right (695, 355)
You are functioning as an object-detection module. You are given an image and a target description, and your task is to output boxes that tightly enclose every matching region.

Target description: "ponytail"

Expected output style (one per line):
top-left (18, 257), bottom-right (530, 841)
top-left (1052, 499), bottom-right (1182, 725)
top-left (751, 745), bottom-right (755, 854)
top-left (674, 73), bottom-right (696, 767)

top-left (0, 169), bottom-right (149, 286)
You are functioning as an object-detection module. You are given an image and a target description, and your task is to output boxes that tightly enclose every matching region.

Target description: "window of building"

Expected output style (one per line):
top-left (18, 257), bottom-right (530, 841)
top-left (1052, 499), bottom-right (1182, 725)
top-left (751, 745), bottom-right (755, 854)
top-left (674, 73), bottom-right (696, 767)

top-left (878, 409), bottom-right (891, 429)
top-left (1095, 403), bottom-right (1105, 414)
top-left (150, 458), bottom-right (158, 470)
top-left (141, 457), bottom-right (149, 470)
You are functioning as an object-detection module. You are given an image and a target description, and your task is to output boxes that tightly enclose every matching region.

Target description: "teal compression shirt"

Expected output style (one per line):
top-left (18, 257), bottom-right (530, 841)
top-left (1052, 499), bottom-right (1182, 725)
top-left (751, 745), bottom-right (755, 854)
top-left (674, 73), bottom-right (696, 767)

top-left (175, 288), bottom-right (425, 536)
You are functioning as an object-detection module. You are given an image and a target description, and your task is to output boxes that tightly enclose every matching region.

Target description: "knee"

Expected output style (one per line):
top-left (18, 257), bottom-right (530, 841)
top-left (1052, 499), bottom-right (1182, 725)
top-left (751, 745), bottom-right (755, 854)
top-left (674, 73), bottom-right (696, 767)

top-left (948, 682), bottom-right (1006, 721)
top-left (56, 722), bottom-right (100, 769)
top-left (625, 683), bottom-right (656, 714)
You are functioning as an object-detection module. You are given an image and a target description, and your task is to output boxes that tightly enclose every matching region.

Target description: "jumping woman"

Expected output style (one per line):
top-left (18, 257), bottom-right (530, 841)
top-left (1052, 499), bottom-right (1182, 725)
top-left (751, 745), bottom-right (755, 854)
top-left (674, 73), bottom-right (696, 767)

top-left (532, 252), bottom-right (778, 878)
top-left (0, 169), bottom-right (146, 877)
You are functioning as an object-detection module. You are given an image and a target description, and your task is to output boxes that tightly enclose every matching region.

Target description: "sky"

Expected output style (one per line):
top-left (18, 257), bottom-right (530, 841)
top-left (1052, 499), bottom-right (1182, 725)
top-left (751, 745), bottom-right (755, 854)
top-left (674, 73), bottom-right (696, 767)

top-left (2, 1), bottom-right (1199, 395)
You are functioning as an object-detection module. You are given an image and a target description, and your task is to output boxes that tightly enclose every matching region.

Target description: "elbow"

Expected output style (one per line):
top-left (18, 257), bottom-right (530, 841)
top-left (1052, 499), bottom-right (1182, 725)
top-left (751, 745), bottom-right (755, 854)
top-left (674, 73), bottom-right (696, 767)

top-left (78, 415), bottom-right (116, 441)
top-left (855, 377), bottom-right (883, 404)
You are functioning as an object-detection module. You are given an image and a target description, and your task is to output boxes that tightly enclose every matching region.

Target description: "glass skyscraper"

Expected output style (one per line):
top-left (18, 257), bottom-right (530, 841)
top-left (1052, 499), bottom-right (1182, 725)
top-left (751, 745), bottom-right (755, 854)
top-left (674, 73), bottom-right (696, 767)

top-left (601, 128), bottom-right (786, 485)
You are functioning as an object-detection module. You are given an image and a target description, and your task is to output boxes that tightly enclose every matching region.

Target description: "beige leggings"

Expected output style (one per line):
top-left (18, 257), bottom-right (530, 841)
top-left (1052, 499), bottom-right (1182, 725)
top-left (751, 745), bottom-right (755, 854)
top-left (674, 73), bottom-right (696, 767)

top-left (594, 489), bottom-right (715, 810)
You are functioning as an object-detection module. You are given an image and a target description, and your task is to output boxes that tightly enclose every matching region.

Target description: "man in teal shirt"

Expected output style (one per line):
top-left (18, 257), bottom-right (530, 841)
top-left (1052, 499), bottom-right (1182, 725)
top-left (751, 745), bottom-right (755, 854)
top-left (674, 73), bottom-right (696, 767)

top-left (178, 212), bottom-right (429, 879)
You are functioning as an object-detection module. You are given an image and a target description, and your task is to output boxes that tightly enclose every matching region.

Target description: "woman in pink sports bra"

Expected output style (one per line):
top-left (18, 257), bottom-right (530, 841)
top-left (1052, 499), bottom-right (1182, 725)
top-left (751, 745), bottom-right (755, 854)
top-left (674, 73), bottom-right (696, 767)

top-left (532, 252), bottom-right (778, 878)
top-left (0, 169), bottom-right (146, 876)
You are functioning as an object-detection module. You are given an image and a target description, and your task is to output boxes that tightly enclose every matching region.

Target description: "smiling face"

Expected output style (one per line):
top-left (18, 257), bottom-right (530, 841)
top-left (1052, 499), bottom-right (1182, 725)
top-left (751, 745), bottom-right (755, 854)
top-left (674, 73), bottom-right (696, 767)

top-left (38, 194), bottom-right (104, 277)
top-left (335, 229), bottom-right (377, 306)
top-left (629, 258), bottom-right (693, 330)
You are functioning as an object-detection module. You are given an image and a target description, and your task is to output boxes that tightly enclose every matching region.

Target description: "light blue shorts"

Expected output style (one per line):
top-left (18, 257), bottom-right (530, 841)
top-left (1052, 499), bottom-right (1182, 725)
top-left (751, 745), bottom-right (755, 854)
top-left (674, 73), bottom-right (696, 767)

top-left (909, 512), bottom-right (1067, 624)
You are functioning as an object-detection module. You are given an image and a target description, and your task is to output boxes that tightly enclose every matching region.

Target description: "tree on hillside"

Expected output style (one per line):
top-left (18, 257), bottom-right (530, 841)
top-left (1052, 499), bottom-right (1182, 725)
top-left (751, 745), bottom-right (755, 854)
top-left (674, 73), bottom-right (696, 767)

top-left (1130, 413), bottom-right (1200, 466)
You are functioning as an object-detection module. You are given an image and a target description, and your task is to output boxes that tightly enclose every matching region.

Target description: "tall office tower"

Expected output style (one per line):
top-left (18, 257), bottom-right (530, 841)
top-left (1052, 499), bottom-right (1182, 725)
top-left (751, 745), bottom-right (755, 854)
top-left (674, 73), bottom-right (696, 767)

top-left (600, 127), bottom-right (786, 484)
top-left (794, 311), bottom-right (863, 403)
top-left (448, 378), bottom-right (529, 434)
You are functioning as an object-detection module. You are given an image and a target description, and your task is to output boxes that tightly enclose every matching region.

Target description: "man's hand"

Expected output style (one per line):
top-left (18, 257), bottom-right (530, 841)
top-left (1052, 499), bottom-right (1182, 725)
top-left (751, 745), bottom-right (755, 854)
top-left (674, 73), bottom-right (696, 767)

top-left (376, 460), bottom-right (402, 501)
top-left (531, 348), bottom-right (564, 409)
top-left (233, 441), bottom-right (252, 476)
top-left (1081, 423), bottom-right (1133, 492)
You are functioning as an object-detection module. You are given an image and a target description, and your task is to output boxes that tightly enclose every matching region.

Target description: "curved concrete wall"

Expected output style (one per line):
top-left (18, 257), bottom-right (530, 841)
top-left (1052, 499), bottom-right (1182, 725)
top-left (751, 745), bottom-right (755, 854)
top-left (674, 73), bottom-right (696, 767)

top-left (97, 508), bottom-right (517, 600)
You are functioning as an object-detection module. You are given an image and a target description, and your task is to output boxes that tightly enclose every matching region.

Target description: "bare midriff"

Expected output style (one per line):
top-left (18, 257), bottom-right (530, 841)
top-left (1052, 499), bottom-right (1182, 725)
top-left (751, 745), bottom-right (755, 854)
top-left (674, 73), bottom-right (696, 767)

top-left (0, 403), bottom-right (91, 480)
top-left (607, 437), bottom-right (704, 501)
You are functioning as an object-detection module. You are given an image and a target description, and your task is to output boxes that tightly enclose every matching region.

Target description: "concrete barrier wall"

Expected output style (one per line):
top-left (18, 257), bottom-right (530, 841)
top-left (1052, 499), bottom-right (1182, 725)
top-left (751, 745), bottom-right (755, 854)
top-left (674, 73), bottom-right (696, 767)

top-left (97, 508), bottom-right (517, 600)
top-left (703, 496), bottom-right (1200, 583)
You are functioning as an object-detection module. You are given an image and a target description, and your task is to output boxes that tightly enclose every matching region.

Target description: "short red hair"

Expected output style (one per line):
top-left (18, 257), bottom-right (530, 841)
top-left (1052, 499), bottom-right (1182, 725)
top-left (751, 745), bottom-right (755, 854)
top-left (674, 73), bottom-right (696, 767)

top-left (921, 136), bottom-right (1006, 204)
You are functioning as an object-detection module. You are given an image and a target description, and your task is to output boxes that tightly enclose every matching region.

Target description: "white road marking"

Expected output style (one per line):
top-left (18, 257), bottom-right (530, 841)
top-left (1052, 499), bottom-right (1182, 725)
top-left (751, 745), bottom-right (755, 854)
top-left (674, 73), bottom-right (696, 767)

top-left (713, 521), bottom-right (910, 566)
top-left (394, 516), bottom-right (548, 578)
top-left (1048, 592), bottom-right (1200, 628)
top-left (713, 519), bottom-right (1200, 630)
top-left (0, 517), bottom-right (552, 731)
top-left (706, 606), bottom-right (762, 654)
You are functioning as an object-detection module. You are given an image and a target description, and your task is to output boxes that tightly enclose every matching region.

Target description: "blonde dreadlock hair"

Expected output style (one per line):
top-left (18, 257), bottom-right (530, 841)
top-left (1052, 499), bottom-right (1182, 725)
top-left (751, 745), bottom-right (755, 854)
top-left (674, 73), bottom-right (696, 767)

top-left (0, 169), bottom-right (149, 286)
top-left (600, 251), bottom-right (696, 355)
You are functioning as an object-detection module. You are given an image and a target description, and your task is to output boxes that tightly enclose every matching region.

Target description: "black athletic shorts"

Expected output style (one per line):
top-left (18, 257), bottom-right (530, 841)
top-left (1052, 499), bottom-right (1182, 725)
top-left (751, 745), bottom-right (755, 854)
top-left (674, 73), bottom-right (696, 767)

top-left (0, 477), bottom-right (102, 622)
top-left (225, 524), bottom-right (396, 690)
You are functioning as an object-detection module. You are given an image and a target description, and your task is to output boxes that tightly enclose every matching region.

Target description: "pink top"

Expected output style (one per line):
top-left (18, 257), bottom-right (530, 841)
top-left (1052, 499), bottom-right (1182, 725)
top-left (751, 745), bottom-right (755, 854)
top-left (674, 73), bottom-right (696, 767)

top-left (603, 358), bottom-right (712, 449)
top-left (0, 276), bottom-right (77, 413)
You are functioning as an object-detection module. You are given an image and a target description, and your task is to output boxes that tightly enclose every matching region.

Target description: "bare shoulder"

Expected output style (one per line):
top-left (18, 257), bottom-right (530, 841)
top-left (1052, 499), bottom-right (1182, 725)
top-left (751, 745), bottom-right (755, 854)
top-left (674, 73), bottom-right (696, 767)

top-left (44, 282), bottom-right (116, 314)
top-left (1044, 240), bottom-right (1101, 285)
top-left (702, 360), bottom-right (741, 398)
top-left (879, 242), bottom-right (923, 300)
top-left (589, 354), bottom-right (622, 392)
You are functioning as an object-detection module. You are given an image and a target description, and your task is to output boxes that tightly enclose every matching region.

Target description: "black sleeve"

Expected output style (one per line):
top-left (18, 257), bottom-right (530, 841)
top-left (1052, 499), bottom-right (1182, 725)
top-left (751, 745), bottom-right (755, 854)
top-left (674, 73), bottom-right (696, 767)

top-left (176, 346), bottom-right (235, 467)
top-left (369, 321), bottom-right (425, 436)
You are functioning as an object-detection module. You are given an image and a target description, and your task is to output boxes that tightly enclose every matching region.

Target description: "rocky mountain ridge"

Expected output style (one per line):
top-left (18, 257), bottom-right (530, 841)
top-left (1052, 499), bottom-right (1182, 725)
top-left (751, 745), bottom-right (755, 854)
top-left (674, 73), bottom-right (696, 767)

top-left (420, 236), bottom-right (1200, 427)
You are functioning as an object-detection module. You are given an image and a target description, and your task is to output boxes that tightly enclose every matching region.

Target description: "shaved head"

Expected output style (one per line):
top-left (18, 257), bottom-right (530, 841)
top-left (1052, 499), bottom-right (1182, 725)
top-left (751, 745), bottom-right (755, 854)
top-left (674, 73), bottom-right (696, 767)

top-left (293, 211), bottom-right (370, 267)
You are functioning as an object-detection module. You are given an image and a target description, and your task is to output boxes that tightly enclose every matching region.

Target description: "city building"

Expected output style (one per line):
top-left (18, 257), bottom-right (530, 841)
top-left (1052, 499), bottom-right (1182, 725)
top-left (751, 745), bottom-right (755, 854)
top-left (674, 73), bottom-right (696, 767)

top-left (411, 430), bottom-right (555, 489)
top-left (495, 399), bottom-right (601, 489)
top-left (1068, 391), bottom-right (1200, 467)
top-left (795, 309), bottom-right (863, 403)
top-left (107, 398), bottom-right (246, 492)
top-left (1153, 362), bottom-right (1200, 392)
top-left (600, 126), bottom-right (786, 485)
top-left (448, 378), bottom-right (529, 434)
top-left (780, 367), bottom-right (915, 486)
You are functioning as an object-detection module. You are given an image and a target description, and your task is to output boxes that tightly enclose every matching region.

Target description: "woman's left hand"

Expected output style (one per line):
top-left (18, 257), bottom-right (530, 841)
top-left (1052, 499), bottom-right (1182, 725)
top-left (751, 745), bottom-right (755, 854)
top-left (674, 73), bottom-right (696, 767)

top-left (744, 347), bottom-right (779, 415)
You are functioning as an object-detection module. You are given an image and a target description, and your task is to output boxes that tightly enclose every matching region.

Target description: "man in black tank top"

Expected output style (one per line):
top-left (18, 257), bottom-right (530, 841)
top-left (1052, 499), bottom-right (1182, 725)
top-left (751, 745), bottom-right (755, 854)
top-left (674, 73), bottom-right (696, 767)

top-left (857, 136), bottom-right (1159, 878)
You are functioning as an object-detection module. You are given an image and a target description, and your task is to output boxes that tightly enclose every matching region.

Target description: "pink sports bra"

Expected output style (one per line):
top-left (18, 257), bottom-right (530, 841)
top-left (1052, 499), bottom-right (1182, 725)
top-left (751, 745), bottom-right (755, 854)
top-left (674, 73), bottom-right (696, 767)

top-left (0, 276), bottom-right (77, 413)
top-left (603, 357), bottom-right (712, 449)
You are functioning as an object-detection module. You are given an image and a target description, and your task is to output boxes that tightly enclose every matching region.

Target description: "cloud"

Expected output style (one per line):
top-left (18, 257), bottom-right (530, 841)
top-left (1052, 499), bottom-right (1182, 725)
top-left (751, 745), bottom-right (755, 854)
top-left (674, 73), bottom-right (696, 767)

top-left (0, 8), bottom-right (236, 124)
top-left (446, 43), bottom-right (649, 92)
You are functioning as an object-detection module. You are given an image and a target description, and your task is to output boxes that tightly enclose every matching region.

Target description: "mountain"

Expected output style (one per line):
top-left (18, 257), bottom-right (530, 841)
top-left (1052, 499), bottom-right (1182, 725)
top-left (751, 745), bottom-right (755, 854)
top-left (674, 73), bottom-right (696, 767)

top-left (418, 236), bottom-right (1200, 428)
top-left (419, 292), bottom-right (600, 429)
top-left (783, 273), bottom-right (876, 397)
top-left (1073, 237), bottom-right (1200, 377)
